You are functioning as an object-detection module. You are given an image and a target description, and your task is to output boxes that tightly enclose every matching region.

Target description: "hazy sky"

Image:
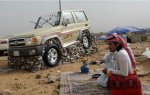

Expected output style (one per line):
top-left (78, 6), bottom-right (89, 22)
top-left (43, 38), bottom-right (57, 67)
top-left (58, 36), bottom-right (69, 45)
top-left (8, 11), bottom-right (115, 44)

top-left (0, 0), bottom-right (150, 37)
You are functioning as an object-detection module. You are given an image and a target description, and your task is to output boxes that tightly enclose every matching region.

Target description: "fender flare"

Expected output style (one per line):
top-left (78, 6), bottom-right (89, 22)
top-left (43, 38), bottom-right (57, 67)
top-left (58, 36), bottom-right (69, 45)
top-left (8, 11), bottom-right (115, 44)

top-left (78, 28), bottom-right (91, 40)
top-left (40, 34), bottom-right (63, 47)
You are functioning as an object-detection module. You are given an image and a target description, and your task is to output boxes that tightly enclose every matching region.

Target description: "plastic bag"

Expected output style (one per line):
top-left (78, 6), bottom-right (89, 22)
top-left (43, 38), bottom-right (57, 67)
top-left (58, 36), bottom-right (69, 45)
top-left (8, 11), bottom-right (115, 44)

top-left (142, 48), bottom-right (150, 58)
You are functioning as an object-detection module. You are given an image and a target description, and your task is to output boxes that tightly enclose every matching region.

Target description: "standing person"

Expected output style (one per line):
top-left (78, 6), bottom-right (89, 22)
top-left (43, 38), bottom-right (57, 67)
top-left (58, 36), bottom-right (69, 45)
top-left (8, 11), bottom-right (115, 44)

top-left (97, 33), bottom-right (136, 88)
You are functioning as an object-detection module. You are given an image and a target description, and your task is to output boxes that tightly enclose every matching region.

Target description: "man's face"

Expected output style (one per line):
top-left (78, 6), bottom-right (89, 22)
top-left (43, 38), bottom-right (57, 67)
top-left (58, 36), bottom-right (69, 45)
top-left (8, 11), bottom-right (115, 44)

top-left (107, 42), bottom-right (118, 52)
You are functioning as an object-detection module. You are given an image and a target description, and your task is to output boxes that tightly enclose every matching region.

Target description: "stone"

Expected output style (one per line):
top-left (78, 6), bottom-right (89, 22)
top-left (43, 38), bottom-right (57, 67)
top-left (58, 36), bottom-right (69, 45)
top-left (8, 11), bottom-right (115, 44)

top-left (36, 74), bottom-right (42, 79)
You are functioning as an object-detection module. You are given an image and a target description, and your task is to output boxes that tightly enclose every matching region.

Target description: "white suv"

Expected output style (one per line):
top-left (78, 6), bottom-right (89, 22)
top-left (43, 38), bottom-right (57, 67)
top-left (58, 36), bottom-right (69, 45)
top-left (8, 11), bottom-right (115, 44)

top-left (8, 10), bottom-right (97, 71)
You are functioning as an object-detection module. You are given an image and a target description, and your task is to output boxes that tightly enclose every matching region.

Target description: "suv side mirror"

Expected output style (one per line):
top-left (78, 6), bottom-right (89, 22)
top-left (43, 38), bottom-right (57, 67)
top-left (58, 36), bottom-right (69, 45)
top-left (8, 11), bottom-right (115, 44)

top-left (54, 21), bottom-right (60, 26)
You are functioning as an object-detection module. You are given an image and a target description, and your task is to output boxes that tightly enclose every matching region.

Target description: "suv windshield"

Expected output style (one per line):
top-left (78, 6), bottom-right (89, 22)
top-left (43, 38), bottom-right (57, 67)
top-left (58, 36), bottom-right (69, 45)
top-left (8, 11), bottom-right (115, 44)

top-left (34, 12), bottom-right (61, 29)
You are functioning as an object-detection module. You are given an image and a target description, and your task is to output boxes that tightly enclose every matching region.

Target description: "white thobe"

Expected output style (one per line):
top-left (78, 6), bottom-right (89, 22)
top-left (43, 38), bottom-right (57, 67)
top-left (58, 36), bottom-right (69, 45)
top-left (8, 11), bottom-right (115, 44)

top-left (97, 49), bottom-right (133, 87)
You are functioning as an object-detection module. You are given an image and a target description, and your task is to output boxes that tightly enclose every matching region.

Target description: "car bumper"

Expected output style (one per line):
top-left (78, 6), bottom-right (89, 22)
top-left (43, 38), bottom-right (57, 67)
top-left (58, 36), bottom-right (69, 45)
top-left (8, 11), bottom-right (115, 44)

top-left (8, 45), bottom-right (44, 57)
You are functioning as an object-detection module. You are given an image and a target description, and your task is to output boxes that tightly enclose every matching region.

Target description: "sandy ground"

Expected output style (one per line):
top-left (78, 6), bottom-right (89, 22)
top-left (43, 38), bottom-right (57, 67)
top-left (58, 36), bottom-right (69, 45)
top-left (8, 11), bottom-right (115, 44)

top-left (0, 42), bottom-right (150, 95)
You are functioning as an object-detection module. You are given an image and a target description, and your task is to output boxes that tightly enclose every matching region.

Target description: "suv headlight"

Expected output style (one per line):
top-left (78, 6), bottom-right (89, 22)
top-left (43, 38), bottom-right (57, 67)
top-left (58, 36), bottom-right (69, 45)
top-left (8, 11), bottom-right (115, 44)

top-left (26, 36), bottom-right (41, 46)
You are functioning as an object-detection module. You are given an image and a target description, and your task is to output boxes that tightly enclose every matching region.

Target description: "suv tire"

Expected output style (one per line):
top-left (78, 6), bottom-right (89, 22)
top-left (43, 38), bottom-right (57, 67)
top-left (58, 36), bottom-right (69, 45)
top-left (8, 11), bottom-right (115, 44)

top-left (43, 44), bottom-right (61, 67)
top-left (82, 34), bottom-right (90, 49)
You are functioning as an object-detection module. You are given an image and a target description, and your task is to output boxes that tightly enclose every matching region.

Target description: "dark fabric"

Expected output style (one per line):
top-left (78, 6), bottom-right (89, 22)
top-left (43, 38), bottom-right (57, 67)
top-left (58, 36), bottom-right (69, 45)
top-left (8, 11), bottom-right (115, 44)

top-left (116, 44), bottom-right (122, 52)
top-left (107, 77), bottom-right (110, 90)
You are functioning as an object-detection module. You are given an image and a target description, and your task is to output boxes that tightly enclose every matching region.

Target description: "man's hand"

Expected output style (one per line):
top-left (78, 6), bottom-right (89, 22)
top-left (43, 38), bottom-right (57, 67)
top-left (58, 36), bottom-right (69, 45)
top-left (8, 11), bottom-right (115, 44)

top-left (102, 68), bottom-right (107, 74)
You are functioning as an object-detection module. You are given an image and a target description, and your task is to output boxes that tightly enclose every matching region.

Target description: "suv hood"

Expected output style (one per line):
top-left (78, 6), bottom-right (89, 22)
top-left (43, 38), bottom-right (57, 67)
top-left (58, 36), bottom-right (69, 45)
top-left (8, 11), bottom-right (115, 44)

top-left (11, 26), bottom-right (62, 39)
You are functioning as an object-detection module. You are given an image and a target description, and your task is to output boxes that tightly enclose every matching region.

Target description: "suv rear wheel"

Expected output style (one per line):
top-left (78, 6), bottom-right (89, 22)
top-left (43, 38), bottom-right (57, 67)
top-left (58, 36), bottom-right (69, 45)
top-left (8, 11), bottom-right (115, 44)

top-left (43, 44), bottom-right (60, 67)
top-left (82, 34), bottom-right (90, 49)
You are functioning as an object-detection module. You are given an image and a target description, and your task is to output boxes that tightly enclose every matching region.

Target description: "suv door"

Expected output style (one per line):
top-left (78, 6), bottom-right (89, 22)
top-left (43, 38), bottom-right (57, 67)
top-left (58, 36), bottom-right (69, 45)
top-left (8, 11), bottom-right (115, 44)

top-left (73, 11), bottom-right (91, 49)
top-left (73, 11), bottom-right (90, 32)
top-left (61, 11), bottom-right (79, 47)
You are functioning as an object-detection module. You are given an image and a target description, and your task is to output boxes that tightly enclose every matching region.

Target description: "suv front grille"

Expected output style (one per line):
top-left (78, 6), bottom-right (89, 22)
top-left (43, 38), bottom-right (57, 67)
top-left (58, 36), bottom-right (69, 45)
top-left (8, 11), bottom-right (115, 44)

top-left (9, 38), bottom-right (25, 46)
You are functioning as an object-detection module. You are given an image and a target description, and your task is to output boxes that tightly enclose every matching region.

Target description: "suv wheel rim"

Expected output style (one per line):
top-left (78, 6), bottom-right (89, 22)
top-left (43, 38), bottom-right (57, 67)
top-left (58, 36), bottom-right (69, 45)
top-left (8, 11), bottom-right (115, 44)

top-left (48, 48), bottom-right (58, 65)
top-left (83, 36), bottom-right (89, 48)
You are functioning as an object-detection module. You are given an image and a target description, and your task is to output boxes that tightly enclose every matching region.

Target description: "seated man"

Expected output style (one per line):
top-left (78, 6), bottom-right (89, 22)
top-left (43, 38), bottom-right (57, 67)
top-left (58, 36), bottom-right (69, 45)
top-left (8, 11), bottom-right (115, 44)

top-left (97, 33), bottom-right (135, 88)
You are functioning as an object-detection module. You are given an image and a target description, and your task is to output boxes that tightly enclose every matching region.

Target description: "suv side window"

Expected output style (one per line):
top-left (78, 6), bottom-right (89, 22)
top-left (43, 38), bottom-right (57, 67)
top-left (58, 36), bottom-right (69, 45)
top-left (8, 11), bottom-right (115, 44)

top-left (62, 12), bottom-right (75, 25)
top-left (74, 11), bottom-right (87, 23)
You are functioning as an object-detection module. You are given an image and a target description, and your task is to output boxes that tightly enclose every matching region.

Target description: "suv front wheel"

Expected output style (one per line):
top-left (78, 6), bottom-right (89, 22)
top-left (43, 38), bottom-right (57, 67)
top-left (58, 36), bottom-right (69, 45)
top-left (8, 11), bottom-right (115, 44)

top-left (43, 44), bottom-right (60, 67)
